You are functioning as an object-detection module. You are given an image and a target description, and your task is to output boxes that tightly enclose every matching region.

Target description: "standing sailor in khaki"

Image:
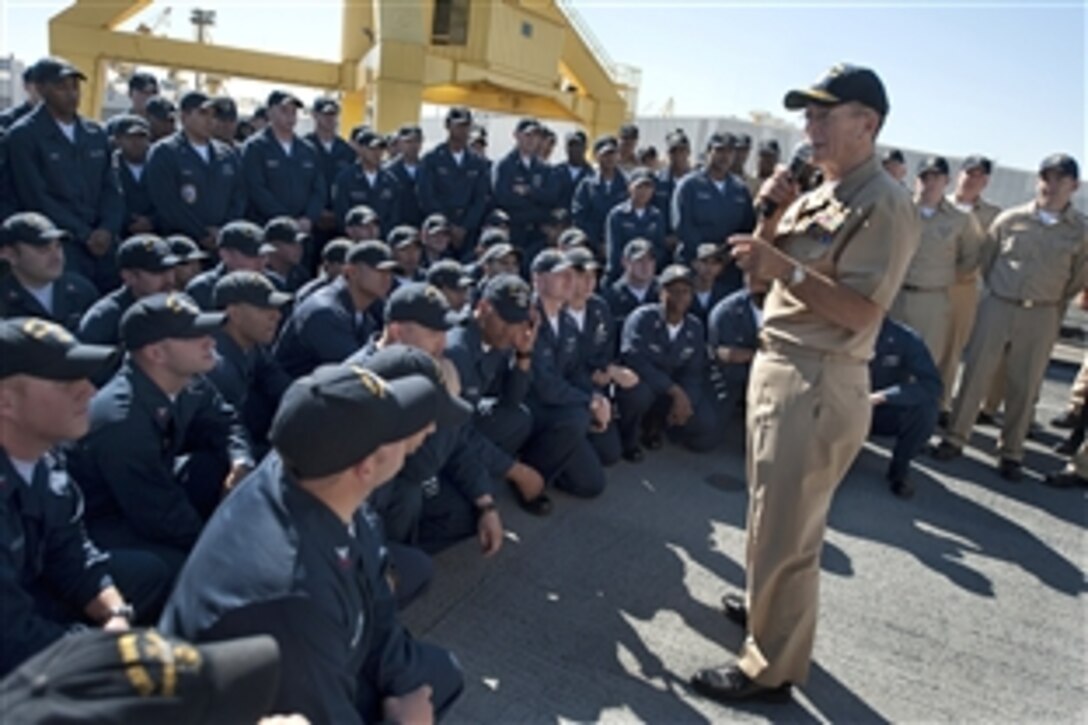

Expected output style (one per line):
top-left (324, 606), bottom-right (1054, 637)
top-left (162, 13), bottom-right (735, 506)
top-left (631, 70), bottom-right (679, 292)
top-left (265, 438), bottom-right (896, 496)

top-left (890, 155), bottom-right (983, 361)
top-left (940, 155), bottom-right (1002, 419)
top-left (690, 64), bottom-right (919, 704)
top-left (932, 153), bottom-right (1088, 481)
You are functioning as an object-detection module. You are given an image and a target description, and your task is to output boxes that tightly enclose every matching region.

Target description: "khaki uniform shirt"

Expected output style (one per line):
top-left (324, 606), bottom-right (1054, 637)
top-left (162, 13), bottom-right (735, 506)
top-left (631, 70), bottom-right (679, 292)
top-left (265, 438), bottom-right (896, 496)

top-left (973, 198), bottom-right (1002, 234)
top-left (982, 201), bottom-right (1088, 305)
top-left (761, 155), bottom-right (920, 361)
top-left (905, 198), bottom-right (984, 289)
top-left (746, 174), bottom-right (765, 199)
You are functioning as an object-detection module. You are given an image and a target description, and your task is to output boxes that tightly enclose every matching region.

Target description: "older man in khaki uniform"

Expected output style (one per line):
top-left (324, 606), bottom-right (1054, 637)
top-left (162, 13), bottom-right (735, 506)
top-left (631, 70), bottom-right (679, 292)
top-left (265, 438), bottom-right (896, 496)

top-left (940, 155), bottom-right (1003, 420)
top-left (891, 156), bottom-right (984, 361)
top-left (690, 64), bottom-right (919, 703)
top-left (933, 154), bottom-right (1088, 481)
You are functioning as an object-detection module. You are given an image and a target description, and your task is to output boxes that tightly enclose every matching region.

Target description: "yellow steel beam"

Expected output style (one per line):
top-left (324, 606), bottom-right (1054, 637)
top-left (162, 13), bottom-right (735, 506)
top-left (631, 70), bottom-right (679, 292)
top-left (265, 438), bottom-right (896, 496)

top-left (340, 0), bottom-right (376, 133)
top-left (51, 0), bottom-right (152, 30)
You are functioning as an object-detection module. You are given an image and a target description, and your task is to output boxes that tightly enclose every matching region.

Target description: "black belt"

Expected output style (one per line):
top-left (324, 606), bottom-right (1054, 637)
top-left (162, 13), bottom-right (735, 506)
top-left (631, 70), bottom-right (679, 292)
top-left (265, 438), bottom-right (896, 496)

top-left (902, 283), bottom-right (948, 292)
top-left (992, 293), bottom-right (1058, 309)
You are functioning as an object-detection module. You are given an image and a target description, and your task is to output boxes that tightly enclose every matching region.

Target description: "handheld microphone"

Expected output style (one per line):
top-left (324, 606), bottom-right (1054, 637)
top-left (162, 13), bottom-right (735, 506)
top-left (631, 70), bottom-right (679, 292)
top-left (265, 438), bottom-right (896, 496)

top-left (758, 142), bottom-right (814, 219)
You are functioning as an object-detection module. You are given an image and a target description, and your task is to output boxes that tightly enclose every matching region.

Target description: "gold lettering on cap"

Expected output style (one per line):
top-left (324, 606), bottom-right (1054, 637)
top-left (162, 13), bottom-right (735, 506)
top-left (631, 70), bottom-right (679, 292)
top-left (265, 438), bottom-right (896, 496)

top-left (22, 318), bottom-right (73, 344)
top-left (165, 293), bottom-right (199, 315)
top-left (117, 634), bottom-right (155, 697)
top-left (350, 365), bottom-right (387, 397)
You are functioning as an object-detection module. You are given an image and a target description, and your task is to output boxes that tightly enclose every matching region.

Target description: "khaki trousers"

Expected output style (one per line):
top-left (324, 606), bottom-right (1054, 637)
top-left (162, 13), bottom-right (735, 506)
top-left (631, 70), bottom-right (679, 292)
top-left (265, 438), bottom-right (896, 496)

top-left (1073, 439), bottom-right (1088, 478)
top-left (945, 296), bottom-right (1062, 461)
top-left (1068, 355), bottom-right (1088, 412)
top-left (939, 279), bottom-right (980, 411)
top-left (890, 287), bottom-right (949, 363)
top-left (739, 349), bottom-right (870, 686)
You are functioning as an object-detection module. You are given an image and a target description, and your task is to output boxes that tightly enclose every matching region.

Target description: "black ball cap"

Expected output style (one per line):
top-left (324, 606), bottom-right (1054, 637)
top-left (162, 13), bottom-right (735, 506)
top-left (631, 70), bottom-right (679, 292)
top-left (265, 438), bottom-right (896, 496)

top-left (345, 205), bottom-right (379, 227)
top-left (531, 248), bottom-right (573, 275)
top-left (480, 242), bottom-right (521, 265)
top-left (566, 130), bottom-right (588, 145)
top-left (735, 133), bottom-right (753, 148)
top-left (883, 148), bottom-right (905, 164)
top-left (484, 208), bottom-right (511, 228)
top-left (145, 96), bottom-right (177, 120)
top-left (445, 106), bottom-right (473, 126)
top-left (354, 344), bottom-right (472, 429)
top-left (217, 221), bottom-right (267, 257)
top-left (784, 63), bottom-right (889, 116)
top-left (426, 260), bottom-right (473, 290)
top-left (117, 234), bottom-right (179, 272)
top-left (0, 317), bottom-right (118, 381)
top-left (351, 128), bottom-right (387, 148)
top-left (321, 238), bottom-right (354, 264)
top-left (618, 123), bottom-right (639, 140)
top-left (210, 96), bottom-right (237, 121)
top-left (594, 135), bottom-right (619, 155)
top-left (346, 240), bottom-right (398, 270)
top-left (385, 282), bottom-right (462, 331)
top-left (917, 155), bottom-right (950, 177)
top-left (271, 363), bottom-right (439, 479)
top-left (707, 132), bottom-right (736, 151)
top-left (659, 264), bottom-right (695, 287)
top-left (478, 227), bottom-right (511, 249)
top-left (214, 271), bottom-right (293, 310)
top-left (515, 117), bottom-right (541, 134)
top-left (628, 167), bottom-right (656, 186)
top-left (263, 216), bottom-right (307, 245)
top-left (666, 130), bottom-right (689, 151)
top-left (623, 238), bottom-right (653, 260)
top-left (166, 235), bottom-right (209, 263)
top-left (121, 292), bottom-right (226, 350)
top-left (696, 243), bottom-right (724, 261)
top-left (266, 90), bottom-right (303, 109)
top-left (1, 212), bottom-right (70, 247)
top-left (960, 155), bottom-right (993, 175)
top-left (557, 227), bottom-right (589, 250)
top-left (312, 97), bottom-right (340, 115)
top-left (127, 71), bottom-right (158, 93)
top-left (422, 213), bottom-right (451, 235)
top-left (111, 113), bottom-right (150, 137)
top-left (0, 629), bottom-right (280, 724)
top-left (564, 246), bottom-right (599, 271)
top-left (388, 225), bottom-right (422, 249)
top-left (397, 124), bottom-right (423, 140)
top-left (758, 139), bottom-right (781, 155)
top-left (178, 91), bottom-right (214, 113)
top-left (32, 57), bottom-right (86, 85)
top-left (481, 274), bottom-right (532, 324)
top-left (1039, 153), bottom-right (1079, 180)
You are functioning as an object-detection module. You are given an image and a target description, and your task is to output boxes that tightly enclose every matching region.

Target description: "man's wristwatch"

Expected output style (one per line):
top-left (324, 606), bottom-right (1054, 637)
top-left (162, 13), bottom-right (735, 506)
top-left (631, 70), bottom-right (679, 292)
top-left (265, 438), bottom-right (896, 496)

top-left (787, 264), bottom-right (806, 287)
top-left (107, 603), bottom-right (135, 623)
top-left (477, 501), bottom-right (498, 515)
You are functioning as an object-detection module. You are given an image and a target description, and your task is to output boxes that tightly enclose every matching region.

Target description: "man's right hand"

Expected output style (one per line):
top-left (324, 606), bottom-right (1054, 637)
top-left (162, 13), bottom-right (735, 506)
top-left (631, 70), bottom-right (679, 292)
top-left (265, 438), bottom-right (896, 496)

top-left (86, 229), bottom-right (113, 257)
top-left (667, 386), bottom-right (694, 426)
top-left (382, 685), bottom-right (433, 725)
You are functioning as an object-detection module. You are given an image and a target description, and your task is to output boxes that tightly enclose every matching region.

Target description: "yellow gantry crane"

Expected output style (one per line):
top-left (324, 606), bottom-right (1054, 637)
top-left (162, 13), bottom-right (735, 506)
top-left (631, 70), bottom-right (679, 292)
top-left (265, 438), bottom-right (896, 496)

top-left (48, 0), bottom-right (633, 137)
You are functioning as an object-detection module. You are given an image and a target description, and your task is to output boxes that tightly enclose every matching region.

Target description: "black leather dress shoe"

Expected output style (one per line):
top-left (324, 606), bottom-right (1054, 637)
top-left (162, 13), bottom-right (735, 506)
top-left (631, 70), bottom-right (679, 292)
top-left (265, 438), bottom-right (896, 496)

top-left (889, 476), bottom-right (915, 499)
top-left (937, 411), bottom-right (950, 429)
top-left (976, 411), bottom-right (998, 426)
top-left (720, 593), bottom-right (747, 627)
top-left (1051, 410), bottom-right (1080, 429)
top-left (623, 446), bottom-right (645, 463)
top-left (642, 432), bottom-right (664, 450)
top-left (691, 665), bottom-right (792, 704)
top-left (998, 458), bottom-right (1023, 482)
top-left (929, 441), bottom-right (962, 461)
top-left (1042, 470), bottom-right (1088, 489)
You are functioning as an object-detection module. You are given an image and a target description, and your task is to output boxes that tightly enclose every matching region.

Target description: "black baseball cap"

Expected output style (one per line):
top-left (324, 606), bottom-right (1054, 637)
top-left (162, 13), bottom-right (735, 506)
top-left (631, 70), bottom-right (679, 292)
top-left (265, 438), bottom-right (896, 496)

top-left (446, 106), bottom-right (473, 126)
top-left (251, 106), bottom-right (268, 121)
top-left (758, 139), bottom-right (781, 155)
top-left (214, 271), bottom-right (293, 310)
top-left (117, 234), bottom-right (180, 272)
top-left (351, 128), bottom-right (387, 148)
top-left (322, 238), bottom-right (354, 264)
top-left (357, 344), bottom-right (472, 428)
top-left (0, 318), bottom-right (118, 381)
top-left (883, 148), bottom-right (905, 164)
top-left (167, 235), bottom-right (210, 263)
top-left (623, 238), bottom-right (653, 260)
top-left (426, 260), bottom-right (474, 290)
top-left (480, 242), bottom-right (521, 265)
top-left (218, 221), bottom-right (268, 257)
top-left (484, 209), bottom-right (511, 229)
top-left (312, 97), bottom-right (340, 115)
top-left (145, 96), bottom-right (177, 120)
top-left (566, 130), bottom-right (587, 145)
top-left (696, 243), bottom-right (724, 261)
top-left (618, 123), bottom-right (639, 140)
top-left (478, 227), bottom-right (511, 250)
top-left (121, 292), bottom-right (226, 349)
top-left (33, 57), bottom-right (86, 85)
top-left (784, 63), bottom-right (889, 115)
top-left (628, 167), bottom-right (655, 187)
top-left (266, 90), bottom-right (303, 109)
top-left (210, 96), bottom-right (238, 122)
top-left (917, 156), bottom-right (950, 176)
top-left (127, 71), bottom-right (158, 93)
top-left (666, 130), bottom-right (689, 151)
top-left (345, 205), bottom-right (379, 227)
top-left (531, 248), bottom-right (572, 275)
top-left (564, 246), bottom-right (599, 271)
top-left (422, 213), bottom-right (451, 235)
top-left (0, 629), bottom-right (280, 724)
top-left (346, 240), bottom-right (398, 270)
top-left (481, 274), bottom-right (532, 324)
top-left (516, 117), bottom-right (541, 134)
top-left (659, 264), bottom-right (695, 287)
top-left (263, 216), bottom-right (307, 245)
top-left (707, 132), bottom-right (735, 150)
top-left (735, 133), bottom-right (752, 148)
top-left (594, 135), bottom-right (619, 155)
top-left (1, 212), bottom-right (70, 247)
top-left (469, 126), bottom-right (488, 145)
top-left (385, 282), bottom-right (463, 331)
top-left (557, 228), bottom-right (590, 250)
top-left (388, 225), bottom-right (422, 249)
top-left (398, 124), bottom-right (423, 140)
top-left (961, 155), bottom-right (993, 175)
top-left (271, 364), bottom-right (439, 478)
top-left (111, 114), bottom-right (150, 137)
top-left (179, 91), bottom-right (214, 113)
top-left (1039, 153), bottom-right (1079, 180)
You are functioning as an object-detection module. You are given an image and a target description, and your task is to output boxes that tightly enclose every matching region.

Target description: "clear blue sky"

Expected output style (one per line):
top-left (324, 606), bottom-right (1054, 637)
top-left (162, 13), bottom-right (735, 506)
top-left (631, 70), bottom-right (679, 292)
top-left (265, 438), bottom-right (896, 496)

top-left (3, 0), bottom-right (1084, 171)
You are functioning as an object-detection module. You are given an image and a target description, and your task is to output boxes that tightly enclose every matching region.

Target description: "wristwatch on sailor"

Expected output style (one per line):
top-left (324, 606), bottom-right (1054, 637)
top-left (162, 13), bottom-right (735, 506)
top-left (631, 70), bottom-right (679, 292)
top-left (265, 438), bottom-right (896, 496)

top-left (108, 603), bottom-right (136, 623)
top-left (787, 263), bottom-right (807, 288)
